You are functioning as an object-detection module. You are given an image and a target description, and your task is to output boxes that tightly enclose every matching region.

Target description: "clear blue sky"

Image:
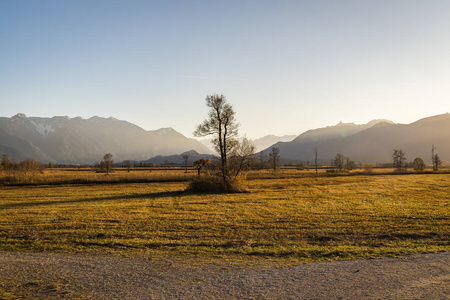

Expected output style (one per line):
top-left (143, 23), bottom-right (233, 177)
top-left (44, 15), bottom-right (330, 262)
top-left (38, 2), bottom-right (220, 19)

top-left (2, 0), bottom-right (450, 139)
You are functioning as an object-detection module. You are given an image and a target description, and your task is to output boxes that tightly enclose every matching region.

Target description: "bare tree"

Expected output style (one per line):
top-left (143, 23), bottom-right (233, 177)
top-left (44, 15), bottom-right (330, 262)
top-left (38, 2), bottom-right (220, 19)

top-left (392, 149), bottom-right (406, 171)
top-left (102, 153), bottom-right (113, 175)
top-left (346, 158), bottom-right (356, 171)
top-left (193, 158), bottom-right (211, 176)
top-left (230, 137), bottom-right (255, 176)
top-left (258, 152), bottom-right (266, 170)
top-left (334, 153), bottom-right (345, 172)
top-left (431, 145), bottom-right (442, 171)
top-left (194, 94), bottom-right (239, 183)
top-left (18, 159), bottom-right (42, 180)
top-left (125, 160), bottom-right (132, 172)
top-left (434, 154), bottom-right (442, 171)
top-left (182, 154), bottom-right (190, 173)
top-left (269, 147), bottom-right (280, 173)
top-left (432, 145), bottom-right (436, 171)
top-left (313, 147), bottom-right (318, 176)
top-left (1, 154), bottom-right (11, 170)
top-left (413, 157), bottom-right (425, 171)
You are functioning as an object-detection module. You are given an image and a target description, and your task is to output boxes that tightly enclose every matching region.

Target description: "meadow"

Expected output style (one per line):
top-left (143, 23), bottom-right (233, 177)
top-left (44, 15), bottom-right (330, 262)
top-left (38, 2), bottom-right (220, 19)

top-left (0, 169), bottom-right (448, 262)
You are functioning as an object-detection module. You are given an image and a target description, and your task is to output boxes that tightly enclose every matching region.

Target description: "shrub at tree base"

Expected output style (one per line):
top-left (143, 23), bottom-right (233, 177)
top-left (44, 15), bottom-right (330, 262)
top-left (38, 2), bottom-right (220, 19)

top-left (187, 174), bottom-right (247, 193)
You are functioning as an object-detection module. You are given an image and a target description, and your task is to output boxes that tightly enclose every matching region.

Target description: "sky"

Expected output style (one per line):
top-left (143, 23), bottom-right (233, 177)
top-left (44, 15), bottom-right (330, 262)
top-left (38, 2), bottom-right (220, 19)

top-left (2, 0), bottom-right (450, 139)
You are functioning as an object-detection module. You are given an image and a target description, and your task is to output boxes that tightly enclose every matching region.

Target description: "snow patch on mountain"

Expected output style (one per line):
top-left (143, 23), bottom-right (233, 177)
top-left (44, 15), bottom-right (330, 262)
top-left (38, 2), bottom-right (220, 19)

top-left (29, 120), bottom-right (55, 137)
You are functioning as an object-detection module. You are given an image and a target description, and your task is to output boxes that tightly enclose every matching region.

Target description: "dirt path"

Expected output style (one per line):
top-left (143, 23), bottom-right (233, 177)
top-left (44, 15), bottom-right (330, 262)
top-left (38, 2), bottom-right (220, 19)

top-left (1, 251), bottom-right (449, 299)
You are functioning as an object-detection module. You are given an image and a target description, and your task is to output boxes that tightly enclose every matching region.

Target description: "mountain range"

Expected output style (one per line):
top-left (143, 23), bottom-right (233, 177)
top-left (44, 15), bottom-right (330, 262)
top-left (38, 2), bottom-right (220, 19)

top-left (200, 134), bottom-right (297, 153)
top-left (1, 113), bottom-right (449, 165)
top-left (261, 113), bottom-right (450, 165)
top-left (138, 150), bottom-right (216, 166)
top-left (0, 114), bottom-right (212, 164)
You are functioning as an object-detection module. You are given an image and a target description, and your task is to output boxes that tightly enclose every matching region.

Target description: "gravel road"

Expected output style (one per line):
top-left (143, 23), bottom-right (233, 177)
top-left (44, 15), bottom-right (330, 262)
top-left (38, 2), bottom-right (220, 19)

top-left (1, 251), bottom-right (449, 299)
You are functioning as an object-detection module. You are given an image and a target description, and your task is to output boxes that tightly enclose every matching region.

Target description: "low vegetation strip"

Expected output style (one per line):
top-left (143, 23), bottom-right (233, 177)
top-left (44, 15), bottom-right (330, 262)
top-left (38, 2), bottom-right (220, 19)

top-left (2, 167), bottom-right (449, 186)
top-left (0, 174), bottom-right (448, 261)
top-left (0, 168), bottom-right (197, 186)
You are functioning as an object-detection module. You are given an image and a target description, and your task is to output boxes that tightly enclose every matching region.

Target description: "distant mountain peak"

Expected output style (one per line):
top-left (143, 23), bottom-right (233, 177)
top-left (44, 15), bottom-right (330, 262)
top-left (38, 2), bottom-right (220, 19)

top-left (366, 119), bottom-right (394, 126)
top-left (50, 116), bottom-right (71, 122)
top-left (153, 127), bottom-right (176, 135)
top-left (331, 119), bottom-right (393, 128)
top-left (13, 113), bottom-right (27, 119)
top-left (292, 118), bottom-right (396, 145)
top-left (252, 134), bottom-right (297, 152)
top-left (181, 150), bottom-right (200, 156)
top-left (160, 127), bottom-right (175, 131)
top-left (88, 116), bottom-right (103, 122)
top-left (334, 121), bottom-right (356, 127)
top-left (370, 121), bottom-right (395, 128)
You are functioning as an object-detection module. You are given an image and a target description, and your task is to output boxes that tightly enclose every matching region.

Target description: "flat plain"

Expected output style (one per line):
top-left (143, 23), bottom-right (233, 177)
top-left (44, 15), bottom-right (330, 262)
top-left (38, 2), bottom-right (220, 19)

top-left (1, 169), bottom-right (448, 259)
top-left (1, 169), bottom-right (449, 298)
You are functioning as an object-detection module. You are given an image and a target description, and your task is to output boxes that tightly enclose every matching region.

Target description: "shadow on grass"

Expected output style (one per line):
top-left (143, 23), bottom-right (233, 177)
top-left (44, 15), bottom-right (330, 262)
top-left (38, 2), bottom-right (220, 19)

top-left (0, 190), bottom-right (187, 209)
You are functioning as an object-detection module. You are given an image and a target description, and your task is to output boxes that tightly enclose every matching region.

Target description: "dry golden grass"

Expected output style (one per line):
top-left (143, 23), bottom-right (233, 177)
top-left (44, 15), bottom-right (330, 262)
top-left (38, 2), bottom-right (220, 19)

top-left (0, 167), bottom-right (196, 185)
top-left (0, 170), bottom-right (448, 261)
top-left (1, 165), bottom-right (447, 185)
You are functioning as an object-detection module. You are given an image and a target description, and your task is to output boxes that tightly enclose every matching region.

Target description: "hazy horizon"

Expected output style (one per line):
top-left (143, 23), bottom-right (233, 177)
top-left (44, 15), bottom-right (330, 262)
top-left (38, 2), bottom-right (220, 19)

top-left (2, 1), bottom-right (450, 139)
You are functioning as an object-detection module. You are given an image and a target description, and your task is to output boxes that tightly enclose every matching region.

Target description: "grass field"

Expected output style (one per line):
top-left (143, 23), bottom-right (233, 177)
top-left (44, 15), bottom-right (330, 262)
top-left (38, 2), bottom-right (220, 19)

top-left (0, 170), bottom-right (448, 261)
top-left (2, 166), bottom-right (435, 185)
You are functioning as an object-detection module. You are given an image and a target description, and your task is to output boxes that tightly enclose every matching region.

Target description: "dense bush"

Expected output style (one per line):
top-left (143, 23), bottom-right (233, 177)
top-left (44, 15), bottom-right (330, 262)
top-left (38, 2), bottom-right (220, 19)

top-left (187, 173), bottom-right (247, 193)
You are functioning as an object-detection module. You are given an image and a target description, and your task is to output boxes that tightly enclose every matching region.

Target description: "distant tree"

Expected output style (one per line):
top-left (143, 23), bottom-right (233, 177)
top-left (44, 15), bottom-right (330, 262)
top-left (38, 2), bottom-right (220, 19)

top-left (125, 160), bottom-right (132, 172)
top-left (102, 153), bottom-right (113, 175)
top-left (193, 158), bottom-right (211, 176)
top-left (258, 152), bottom-right (266, 170)
top-left (18, 159), bottom-right (42, 180)
top-left (1, 154), bottom-right (11, 170)
top-left (413, 157), bottom-right (425, 171)
top-left (431, 145), bottom-right (442, 171)
top-left (164, 160), bottom-right (169, 168)
top-left (432, 145), bottom-right (436, 171)
top-left (363, 164), bottom-right (373, 174)
top-left (229, 137), bottom-right (255, 176)
top-left (182, 154), bottom-right (190, 173)
top-left (194, 94), bottom-right (239, 184)
top-left (334, 153), bottom-right (346, 172)
top-left (392, 149), bottom-right (406, 171)
top-left (269, 147), bottom-right (280, 173)
top-left (345, 157), bottom-right (356, 171)
top-left (313, 147), bottom-right (318, 175)
top-left (433, 154), bottom-right (442, 171)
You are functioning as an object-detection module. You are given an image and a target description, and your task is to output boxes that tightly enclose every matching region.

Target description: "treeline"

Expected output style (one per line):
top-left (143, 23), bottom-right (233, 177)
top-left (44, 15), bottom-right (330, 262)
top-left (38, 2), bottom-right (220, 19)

top-left (390, 145), bottom-right (442, 172)
top-left (1, 154), bottom-right (43, 183)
